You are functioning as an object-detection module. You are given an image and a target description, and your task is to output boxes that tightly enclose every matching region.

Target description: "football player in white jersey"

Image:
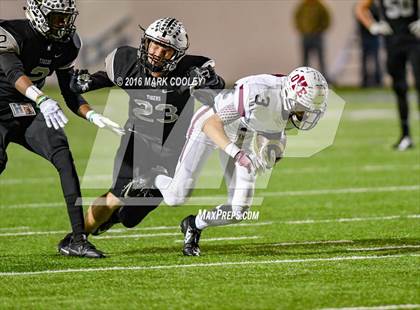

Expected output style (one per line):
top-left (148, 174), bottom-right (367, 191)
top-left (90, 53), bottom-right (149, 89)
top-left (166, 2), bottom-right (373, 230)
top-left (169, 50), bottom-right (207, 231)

top-left (127, 66), bottom-right (328, 256)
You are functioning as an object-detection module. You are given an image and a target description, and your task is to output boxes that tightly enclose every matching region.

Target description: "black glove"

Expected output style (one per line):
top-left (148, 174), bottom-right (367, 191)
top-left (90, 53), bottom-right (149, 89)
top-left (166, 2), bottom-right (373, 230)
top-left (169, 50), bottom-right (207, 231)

top-left (188, 64), bottom-right (221, 89)
top-left (69, 69), bottom-right (92, 94)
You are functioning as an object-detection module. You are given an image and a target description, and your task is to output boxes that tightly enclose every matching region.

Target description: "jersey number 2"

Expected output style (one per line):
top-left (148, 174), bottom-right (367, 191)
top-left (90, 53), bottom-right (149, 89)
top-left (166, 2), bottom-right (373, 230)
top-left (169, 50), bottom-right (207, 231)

top-left (0, 35), bottom-right (6, 49)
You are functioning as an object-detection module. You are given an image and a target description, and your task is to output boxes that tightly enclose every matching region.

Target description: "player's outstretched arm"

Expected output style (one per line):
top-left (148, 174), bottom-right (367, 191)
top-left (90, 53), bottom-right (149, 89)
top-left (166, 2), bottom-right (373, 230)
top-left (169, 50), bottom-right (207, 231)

top-left (56, 69), bottom-right (125, 136)
top-left (69, 69), bottom-right (114, 94)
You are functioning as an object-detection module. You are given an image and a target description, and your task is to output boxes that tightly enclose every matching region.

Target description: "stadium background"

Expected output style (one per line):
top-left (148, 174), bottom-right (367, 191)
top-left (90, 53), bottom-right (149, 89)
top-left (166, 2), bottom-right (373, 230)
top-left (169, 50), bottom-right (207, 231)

top-left (1, 0), bottom-right (387, 85)
top-left (0, 1), bottom-right (419, 309)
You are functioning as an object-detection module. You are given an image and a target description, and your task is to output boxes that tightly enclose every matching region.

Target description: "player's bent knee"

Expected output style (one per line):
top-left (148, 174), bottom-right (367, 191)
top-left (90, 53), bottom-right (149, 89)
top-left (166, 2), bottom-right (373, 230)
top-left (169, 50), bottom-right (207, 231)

top-left (231, 205), bottom-right (250, 222)
top-left (164, 195), bottom-right (188, 207)
top-left (105, 192), bottom-right (122, 209)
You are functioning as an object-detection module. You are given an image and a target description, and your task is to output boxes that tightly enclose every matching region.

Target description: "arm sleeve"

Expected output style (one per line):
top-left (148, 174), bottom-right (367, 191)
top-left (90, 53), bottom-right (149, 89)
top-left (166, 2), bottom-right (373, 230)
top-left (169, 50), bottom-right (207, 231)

top-left (0, 53), bottom-right (25, 85)
top-left (56, 68), bottom-right (87, 115)
top-left (89, 70), bottom-right (115, 91)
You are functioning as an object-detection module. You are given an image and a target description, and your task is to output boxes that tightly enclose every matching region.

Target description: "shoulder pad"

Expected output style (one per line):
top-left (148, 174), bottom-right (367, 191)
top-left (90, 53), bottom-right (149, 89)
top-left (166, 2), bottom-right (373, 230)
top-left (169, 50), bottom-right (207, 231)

top-left (0, 26), bottom-right (21, 55)
top-left (72, 32), bottom-right (82, 49)
top-left (179, 55), bottom-right (214, 70)
top-left (105, 48), bottom-right (119, 82)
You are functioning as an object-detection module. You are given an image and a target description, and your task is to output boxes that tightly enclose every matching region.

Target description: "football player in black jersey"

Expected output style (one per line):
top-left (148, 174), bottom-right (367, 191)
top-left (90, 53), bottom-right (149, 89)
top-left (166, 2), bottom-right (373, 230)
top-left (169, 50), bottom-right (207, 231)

top-left (356, 0), bottom-right (420, 151)
top-left (67, 17), bottom-right (225, 240)
top-left (0, 0), bottom-right (124, 258)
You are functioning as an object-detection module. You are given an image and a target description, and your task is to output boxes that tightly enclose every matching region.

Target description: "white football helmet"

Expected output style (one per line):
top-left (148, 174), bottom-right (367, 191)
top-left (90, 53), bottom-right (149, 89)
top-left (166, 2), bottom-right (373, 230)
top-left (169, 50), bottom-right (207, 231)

top-left (25, 0), bottom-right (78, 41)
top-left (282, 67), bottom-right (328, 130)
top-left (139, 17), bottom-right (189, 74)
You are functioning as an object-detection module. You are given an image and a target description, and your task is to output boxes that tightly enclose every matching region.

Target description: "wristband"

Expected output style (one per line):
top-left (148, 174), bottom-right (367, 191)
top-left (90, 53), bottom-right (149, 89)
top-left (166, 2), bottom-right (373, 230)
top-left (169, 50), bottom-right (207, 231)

top-left (35, 95), bottom-right (49, 106)
top-left (224, 142), bottom-right (240, 158)
top-left (25, 85), bottom-right (44, 102)
top-left (86, 110), bottom-right (97, 122)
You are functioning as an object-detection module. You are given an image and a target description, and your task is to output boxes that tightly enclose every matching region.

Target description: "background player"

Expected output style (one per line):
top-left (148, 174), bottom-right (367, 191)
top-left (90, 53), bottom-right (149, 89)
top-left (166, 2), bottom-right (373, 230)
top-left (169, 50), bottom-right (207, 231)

top-left (0, 0), bottom-right (124, 258)
top-left (356, 0), bottom-right (420, 151)
top-left (130, 67), bottom-right (329, 256)
top-left (66, 17), bottom-right (225, 243)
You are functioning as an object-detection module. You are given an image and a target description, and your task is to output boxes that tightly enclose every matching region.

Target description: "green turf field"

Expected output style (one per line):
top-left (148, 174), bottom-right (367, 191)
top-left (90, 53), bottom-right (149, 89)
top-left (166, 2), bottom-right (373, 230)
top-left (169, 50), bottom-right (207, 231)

top-left (0, 87), bottom-right (419, 309)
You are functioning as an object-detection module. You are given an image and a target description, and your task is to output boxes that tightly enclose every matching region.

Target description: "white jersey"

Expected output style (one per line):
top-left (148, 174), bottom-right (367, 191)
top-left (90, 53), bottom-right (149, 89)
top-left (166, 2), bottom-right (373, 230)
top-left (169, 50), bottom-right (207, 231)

top-left (214, 74), bottom-right (288, 136)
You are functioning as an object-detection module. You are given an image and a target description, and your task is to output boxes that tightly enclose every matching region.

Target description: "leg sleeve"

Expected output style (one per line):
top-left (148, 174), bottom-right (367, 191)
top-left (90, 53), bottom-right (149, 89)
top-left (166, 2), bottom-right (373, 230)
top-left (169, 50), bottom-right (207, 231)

top-left (22, 113), bottom-right (85, 235)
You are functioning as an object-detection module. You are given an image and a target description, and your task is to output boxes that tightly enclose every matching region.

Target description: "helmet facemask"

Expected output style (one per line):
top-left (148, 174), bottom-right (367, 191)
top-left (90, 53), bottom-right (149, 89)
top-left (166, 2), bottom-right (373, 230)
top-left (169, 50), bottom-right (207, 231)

top-left (283, 67), bottom-right (328, 131)
top-left (139, 37), bottom-right (179, 74)
top-left (138, 18), bottom-right (189, 75)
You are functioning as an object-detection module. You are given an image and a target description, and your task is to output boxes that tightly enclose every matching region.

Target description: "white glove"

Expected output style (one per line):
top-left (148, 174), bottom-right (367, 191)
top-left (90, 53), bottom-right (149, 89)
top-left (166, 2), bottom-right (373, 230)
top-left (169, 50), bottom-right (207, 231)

top-left (86, 110), bottom-right (125, 136)
top-left (369, 21), bottom-right (393, 36)
top-left (409, 19), bottom-right (420, 38)
top-left (38, 97), bottom-right (68, 130)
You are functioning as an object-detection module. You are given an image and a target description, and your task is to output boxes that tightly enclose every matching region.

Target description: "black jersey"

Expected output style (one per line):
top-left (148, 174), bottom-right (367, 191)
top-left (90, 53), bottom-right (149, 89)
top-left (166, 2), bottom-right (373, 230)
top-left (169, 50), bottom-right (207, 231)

top-left (379, 0), bottom-right (418, 39)
top-left (104, 46), bottom-right (221, 148)
top-left (0, 19), bottom-right (82, 110)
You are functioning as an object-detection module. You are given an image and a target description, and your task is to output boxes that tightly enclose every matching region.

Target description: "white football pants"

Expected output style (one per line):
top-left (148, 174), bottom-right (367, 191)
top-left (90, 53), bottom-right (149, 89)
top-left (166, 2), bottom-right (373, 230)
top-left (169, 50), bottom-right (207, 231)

top-left (155, 106), bottom-right (256, 228)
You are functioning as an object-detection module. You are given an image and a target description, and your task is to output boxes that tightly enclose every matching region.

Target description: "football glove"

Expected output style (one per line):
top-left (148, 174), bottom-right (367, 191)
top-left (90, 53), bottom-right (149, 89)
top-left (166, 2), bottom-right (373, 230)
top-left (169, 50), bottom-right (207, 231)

top-left (409, 19), bottom-right (420, 38)
top-left (254, 133), bottom-right (286, 169)
top-left (225, 143), bottom-right (264, 175)
top-left (37, 96), bottom-right (68, 130)
top-left (70, 69), bottom-right (92, 94)
top-left (86, 110), bottom-right (125, 136)
top-left (368, 21), bottom-right (393, 36)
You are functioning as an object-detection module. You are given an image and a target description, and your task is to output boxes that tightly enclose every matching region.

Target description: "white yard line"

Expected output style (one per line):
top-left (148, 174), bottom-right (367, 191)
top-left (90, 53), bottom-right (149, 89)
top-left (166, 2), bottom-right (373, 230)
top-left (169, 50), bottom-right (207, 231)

top-left (347, 245), bottom-right (420, 252)
top-left (0, 226), bottom-right (29, 231)
top-left (268, 240), bottom-right (354, 246)
top-left (95, 233), bottom-right (179, 239)
top-left (2, 185), bottom-right (418, 210)
top-left (282, 215), bottom-right (419, 225)
top-left (2, 164), bottom-right (418, 186)
top-left (1, 254), bottom-right (418, 277)
top-left (0, 215), bottom-right (418, 237)
top-left (174, 236), bottom-right (260, 243)
top-left (262, 185), bottom-right (420, 197)
top-left (320, 304), bottom-right (420, 310)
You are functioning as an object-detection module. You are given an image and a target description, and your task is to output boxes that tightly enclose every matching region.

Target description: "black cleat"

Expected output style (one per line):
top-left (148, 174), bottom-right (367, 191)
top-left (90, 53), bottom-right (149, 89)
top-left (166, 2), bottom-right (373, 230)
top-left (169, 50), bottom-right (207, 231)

top-left (91, 209), bottom-right (121, 236)
top-left (58, 234), bottom-right (105, 258)
top-left (180, 215), bottom-right (202, 256)
top-left (393, 136), bottom-right (413, 151)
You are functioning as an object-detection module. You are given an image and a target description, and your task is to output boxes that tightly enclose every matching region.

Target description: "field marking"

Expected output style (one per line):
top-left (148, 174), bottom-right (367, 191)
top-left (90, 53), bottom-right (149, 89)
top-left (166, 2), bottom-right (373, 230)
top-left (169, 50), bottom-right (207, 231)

top-left (174, 236), bottom-right (260, 243)
top-left (0, 226), bottom-right (29, 231)
top-left (1, 253), bottom-right (419, 277)
top-left (321, 304), bottom-right (420, 310)
top-left (2, 184), bottom-right (418, 210)
top-left (96, 233), bottom-right (179, 239)
top-left (0, 214), bottom-right (418, 237)
top-left (347, 245), bottom-right (420, 252)
top-left (2, 164), bottom-right (418, 187)
top-left (268, 240), bottom-right (354, 246)
top-left (262, 185), bottom-right (420, 197)
top-left (282, 214), bottom-right (420, 225)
